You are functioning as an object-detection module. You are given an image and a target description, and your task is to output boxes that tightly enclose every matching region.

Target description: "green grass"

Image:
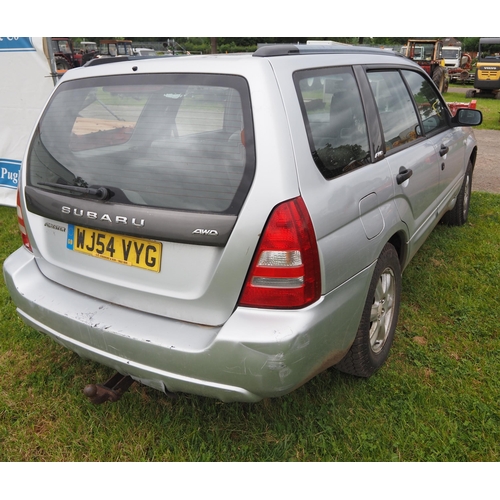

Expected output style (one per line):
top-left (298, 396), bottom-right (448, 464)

top-left (445, 89), bottom-right (500, 130)
top-left (1, 191), bottom-right (499, 462)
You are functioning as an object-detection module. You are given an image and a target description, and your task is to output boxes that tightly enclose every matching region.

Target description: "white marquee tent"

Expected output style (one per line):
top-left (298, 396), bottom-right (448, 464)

top-left (0, 37), bottom-right (57, 207)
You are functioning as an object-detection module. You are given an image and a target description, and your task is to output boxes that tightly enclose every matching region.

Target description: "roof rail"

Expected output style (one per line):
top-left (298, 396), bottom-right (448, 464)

top-left (253, 44), bottom-right (404, 58)
top-left (84, 55), bottom-right (169, 67)
top-left (84, 56), bottom-right (140, 67)
top-left (479, 37), bottom-right (500, 45)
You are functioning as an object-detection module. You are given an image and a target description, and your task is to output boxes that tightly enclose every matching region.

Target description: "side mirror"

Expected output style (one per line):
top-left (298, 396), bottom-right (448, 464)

top-left (451, 108), bottom-right (483, 126)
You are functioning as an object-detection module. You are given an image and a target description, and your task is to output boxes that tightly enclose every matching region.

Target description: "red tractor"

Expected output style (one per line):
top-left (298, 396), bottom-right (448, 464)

top-left (51, 38), bottom-right (97, 72)
top-left (404, 39), bottom-right (449, 93)
top-left (51, 37), bottom-right (79, 71)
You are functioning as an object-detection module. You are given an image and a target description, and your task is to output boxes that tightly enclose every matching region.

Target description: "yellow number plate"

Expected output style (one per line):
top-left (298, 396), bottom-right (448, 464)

top-left (67, 225), bottom-right (162, 272)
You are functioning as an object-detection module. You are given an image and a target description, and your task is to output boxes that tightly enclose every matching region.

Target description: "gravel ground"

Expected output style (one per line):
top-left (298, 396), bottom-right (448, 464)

top-left (472, 129), bottom-right (500, 194)
top-left (446, 86), bottom-right (499, 193)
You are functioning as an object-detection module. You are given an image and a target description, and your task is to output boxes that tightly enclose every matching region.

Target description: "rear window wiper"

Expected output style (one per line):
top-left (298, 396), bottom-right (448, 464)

top-left (38, 182), bottom-right (110, 201)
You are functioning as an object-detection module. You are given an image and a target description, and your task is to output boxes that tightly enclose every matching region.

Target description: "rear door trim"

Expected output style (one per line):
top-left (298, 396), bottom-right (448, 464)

top-left (25, 186), bottom-right (237, 246)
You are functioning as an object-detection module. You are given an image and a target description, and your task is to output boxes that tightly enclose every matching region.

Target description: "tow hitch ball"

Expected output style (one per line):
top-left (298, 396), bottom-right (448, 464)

top-left (83, 373), bottom-right (135, 404)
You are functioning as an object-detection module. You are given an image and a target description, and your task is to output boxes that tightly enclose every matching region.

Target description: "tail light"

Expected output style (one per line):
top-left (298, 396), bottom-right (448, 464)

top-left (239, 197), bottom-right (321, 309)
top-left (17, 189), bottom-right (32, 252)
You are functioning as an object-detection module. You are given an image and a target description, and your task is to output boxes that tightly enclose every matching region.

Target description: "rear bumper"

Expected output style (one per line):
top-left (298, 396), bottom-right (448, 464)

top-left (3, 247), bottom-right (370, 402)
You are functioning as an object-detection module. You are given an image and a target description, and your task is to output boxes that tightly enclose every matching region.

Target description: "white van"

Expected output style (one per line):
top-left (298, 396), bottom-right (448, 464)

top-left (133, 48), bottom-right (157, 57)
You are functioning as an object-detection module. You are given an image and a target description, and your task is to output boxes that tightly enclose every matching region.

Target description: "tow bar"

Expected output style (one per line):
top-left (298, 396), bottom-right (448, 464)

top-left (83, 373), bottom-right (135, 404)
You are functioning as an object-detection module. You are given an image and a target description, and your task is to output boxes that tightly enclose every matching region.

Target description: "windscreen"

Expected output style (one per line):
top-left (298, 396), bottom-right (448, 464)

top-left (478, 42), bottom-right (500, 61)
top-left (28, 73), bottom-right (255, 214)
top-left (442, 48), bottom-right (459, 59)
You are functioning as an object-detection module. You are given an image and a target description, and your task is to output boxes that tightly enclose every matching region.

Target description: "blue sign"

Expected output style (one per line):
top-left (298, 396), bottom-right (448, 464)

top-left (0, 159), bottom-right (21, 189)
top-left (0, 37), bottom-right (34, 52)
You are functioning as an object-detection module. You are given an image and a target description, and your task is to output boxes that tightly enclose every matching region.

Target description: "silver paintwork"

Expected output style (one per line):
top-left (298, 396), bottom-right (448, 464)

top-left (4, 246), bottom-right (372, 402)
top-left (3, 49), bottom-right (479, 401)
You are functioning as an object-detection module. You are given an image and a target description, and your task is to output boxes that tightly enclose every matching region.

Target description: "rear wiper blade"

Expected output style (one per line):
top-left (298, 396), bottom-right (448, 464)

top-left (38, 182), bottom-right (110, 201)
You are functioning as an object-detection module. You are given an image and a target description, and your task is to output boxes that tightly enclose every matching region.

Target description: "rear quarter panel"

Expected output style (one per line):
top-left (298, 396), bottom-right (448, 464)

top-left (269, 55), bottom-right (408, 293)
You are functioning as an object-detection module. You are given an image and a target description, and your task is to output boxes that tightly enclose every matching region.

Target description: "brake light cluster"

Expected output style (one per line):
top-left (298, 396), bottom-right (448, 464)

top-left (239, 197), bottom-right (321, 309)
top-left (17, 190), bottom-right (32, 252)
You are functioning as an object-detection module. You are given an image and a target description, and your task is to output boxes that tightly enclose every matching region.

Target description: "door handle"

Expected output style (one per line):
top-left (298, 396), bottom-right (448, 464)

top-left (396, 166), bottom-right (413, 185)
top-left (439, 144), bottom-right (449, 157)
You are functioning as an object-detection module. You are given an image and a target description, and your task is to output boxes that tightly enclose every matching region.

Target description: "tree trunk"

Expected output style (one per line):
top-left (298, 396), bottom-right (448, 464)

top-left (210, 38), bottom-right (217, 54)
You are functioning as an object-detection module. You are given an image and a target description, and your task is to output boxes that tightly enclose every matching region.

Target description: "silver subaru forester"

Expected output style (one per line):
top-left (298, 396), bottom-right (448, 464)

top-left (3, 44), bottom-right (482, 402)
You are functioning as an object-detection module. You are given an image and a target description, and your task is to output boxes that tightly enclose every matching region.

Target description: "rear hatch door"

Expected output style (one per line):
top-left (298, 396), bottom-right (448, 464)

top-left (24, 70), bottom-right (260, 326)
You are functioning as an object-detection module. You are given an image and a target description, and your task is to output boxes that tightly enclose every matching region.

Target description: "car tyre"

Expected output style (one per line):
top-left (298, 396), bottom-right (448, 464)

top-left (336, 243), bottom-right (401, 378)
top-left (442, 160), bottom-right (473, 226)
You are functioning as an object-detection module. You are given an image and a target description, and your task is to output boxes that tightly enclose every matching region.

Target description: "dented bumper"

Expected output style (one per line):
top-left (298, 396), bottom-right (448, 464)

top-left (3, 247), bottom-right (370, 402)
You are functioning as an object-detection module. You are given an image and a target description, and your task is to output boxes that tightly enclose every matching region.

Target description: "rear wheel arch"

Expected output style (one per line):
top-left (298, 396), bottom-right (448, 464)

top-left (335, 242), bottom-right (402, 377)
top-left (387, 231), bottom-right (408, 270)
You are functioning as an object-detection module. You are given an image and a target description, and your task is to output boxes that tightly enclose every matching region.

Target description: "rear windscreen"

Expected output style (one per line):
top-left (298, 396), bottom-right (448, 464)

top-left (28, 73), bottom-right (255, 214)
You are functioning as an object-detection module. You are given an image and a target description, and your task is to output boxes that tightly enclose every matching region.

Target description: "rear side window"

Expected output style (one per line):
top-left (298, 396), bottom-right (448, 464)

top-left (295, 67), bottom-right (370, 180)
top-left (28, 74), bottom-right (255, 215)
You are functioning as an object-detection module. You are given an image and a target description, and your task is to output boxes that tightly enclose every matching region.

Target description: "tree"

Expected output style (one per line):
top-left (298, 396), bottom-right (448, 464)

top-left (461, 38), bottom-right (480, 52)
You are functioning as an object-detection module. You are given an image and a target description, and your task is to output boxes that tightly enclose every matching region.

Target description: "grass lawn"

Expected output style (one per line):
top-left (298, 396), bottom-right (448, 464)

top-left (1, 82), bottom-right (499, 465)
top-left (0, 189), bottom-right (499, 462)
